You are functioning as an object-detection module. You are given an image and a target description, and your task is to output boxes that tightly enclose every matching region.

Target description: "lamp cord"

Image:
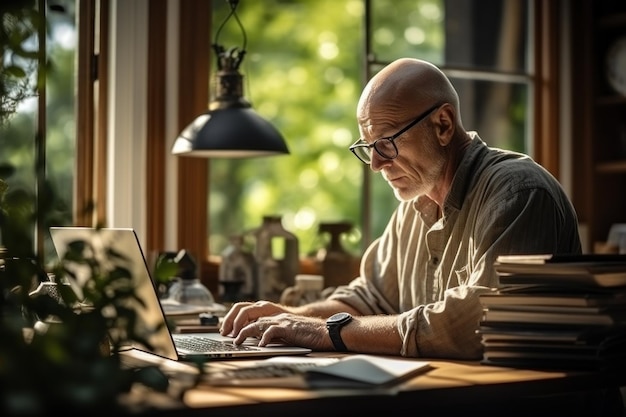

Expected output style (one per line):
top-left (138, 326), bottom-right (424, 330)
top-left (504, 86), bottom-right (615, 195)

top-left (214, 0), bottom-right (247, 53)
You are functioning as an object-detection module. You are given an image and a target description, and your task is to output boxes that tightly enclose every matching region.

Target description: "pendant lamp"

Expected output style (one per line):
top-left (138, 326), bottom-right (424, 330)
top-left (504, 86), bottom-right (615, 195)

top-left (172, 0), bottom-right (289, 158)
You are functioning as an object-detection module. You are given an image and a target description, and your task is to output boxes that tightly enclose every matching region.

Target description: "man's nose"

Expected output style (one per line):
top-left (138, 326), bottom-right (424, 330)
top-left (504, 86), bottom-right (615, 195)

top-left (369, 153), bottom-right (391, 172)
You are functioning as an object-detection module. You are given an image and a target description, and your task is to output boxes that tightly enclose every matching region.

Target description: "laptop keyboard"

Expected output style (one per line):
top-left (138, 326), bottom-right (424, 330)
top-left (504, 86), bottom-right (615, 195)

top-left (173, 335), bottom-right (255, 352)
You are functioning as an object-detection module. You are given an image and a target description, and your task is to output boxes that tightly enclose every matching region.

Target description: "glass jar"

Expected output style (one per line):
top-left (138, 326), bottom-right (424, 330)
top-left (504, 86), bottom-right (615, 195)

top-left (280, 274), bottom-right (324, 306)
top-left (167, 249), bottom-right (215, 306)
top-left (169, 277), bottom-right (215, 306)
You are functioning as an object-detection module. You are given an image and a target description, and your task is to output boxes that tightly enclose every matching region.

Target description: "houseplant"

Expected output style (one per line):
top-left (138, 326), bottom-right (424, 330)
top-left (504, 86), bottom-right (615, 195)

top-left (0, 177), bottom-right (201, 416)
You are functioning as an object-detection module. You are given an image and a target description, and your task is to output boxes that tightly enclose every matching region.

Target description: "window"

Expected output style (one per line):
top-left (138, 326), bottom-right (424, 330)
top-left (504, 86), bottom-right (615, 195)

top-left (208, 0), bottom-right (365, 259)
top-left (0, 0), bottom-right (76, 261)
top-left (208, 0), bottom-right (538, 257)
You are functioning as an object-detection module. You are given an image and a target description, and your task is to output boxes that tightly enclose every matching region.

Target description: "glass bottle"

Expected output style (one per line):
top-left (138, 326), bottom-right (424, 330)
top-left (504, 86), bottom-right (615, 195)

top-left (219, 234), bottom-right (256, 302)
top-left (317, 222), bottom-right (355, 288)
top-left (253, 215), bottom-right (299, 302)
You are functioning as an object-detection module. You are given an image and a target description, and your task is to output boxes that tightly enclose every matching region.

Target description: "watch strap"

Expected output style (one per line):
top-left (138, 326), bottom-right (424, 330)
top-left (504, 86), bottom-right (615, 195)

top-left (328, 325), bottom-right (348, 352)
top-left (326, 313), bottom-right (352, 352)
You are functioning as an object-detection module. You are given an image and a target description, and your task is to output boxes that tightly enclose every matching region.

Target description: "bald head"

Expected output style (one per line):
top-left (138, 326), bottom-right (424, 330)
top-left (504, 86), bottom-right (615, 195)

top-left (357, 58), bottom-right (462, 128)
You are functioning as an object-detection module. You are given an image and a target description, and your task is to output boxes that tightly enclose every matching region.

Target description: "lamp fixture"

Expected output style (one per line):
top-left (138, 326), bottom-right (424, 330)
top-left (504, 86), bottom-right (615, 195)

top-left (171, 0), bottom-right (289, 158)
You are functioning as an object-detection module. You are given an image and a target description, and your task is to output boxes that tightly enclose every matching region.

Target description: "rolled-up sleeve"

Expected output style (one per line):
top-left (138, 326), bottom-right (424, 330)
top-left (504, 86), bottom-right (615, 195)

top-left (398, 285), bottom-right (490, 359)
top-left (327, 235), bottom-right (399, 316)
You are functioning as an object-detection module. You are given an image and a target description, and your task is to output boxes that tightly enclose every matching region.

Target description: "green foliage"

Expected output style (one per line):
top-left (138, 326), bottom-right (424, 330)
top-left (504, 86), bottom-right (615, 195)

top-left (153, 253), bottom-right (180, 286)
top-left (0, 0), bottom-right (75, 262)
top-left (209, 0), bottom-right (366, 256)
top-left (0, 0), bottom-right (40, 127)
top-left (0, 176), bottom-right (193, 415)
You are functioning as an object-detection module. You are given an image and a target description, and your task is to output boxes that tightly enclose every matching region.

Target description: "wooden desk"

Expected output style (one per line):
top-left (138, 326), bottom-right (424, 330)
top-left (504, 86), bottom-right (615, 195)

top-left (122, 350), bottom-right (625, 417)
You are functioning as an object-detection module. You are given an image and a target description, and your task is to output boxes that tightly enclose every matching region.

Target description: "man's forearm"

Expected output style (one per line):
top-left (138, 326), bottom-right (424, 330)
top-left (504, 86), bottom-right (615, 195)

top-left (289, 299), bottom-right (360, 318)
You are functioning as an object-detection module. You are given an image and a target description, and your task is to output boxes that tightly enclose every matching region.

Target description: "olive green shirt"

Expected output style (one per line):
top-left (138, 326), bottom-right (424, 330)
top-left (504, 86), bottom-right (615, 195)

top-left (328, 133), bottom-right (582, 359)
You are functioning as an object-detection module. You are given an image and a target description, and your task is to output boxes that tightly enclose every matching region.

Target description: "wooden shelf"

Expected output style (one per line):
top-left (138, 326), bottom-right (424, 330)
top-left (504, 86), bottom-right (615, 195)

top-left (596, 160), bottom-right (626, 173)
top-left (572, 1), bottom-right (626, 252)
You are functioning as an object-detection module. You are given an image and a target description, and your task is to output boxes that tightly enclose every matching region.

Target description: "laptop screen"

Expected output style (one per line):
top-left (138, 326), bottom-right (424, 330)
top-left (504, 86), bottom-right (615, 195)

top-left (50, 227), bottom-right (180, 361)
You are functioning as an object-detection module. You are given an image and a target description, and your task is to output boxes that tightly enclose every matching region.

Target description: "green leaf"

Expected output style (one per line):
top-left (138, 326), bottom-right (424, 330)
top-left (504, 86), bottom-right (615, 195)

top-left (4, 65), bottom-right (27, 78)
top-left (153, 254), bottom-right (179, 284)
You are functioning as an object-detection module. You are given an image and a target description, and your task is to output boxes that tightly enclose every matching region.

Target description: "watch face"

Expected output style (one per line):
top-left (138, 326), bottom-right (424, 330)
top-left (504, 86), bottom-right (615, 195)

top-left (328, 312), bottom-right (351, 324)
top-left (607, 36), bottom-right (626, 96)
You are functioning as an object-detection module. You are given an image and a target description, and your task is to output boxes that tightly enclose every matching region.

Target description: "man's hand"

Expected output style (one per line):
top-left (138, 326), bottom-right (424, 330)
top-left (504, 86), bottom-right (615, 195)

top-left (220, 300), bottom-right (288, 337)
top-left (236, 312), bottom-right (331, 350)
top-left (219, 300), bottom-right (333, 350)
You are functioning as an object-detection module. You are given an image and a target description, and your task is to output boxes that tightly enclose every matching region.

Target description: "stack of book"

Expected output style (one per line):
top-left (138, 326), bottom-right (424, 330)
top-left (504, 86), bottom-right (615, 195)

top-left (478, 254), bottom-right (626, 370)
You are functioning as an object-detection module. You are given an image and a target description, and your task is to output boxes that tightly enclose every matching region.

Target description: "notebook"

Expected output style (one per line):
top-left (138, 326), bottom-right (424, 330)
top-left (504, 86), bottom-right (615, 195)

top-left (49, 227), bottom-right (312, 360)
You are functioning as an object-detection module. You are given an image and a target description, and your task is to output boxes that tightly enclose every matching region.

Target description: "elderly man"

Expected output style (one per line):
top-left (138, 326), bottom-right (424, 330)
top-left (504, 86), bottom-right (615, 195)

top-left (220, 58), bottom-right (581, 360)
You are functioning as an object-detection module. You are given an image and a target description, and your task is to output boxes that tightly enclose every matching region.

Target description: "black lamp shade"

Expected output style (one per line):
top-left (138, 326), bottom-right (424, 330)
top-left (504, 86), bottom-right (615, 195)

top-left (172, 107), bottom-right (289, 158)
top-left (172, 0), bottom-right (288, 159)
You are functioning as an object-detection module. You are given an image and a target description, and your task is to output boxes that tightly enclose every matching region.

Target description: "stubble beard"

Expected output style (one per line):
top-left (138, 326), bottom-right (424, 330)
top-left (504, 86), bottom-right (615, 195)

top-left (392, 143), bottom-right (447, 202)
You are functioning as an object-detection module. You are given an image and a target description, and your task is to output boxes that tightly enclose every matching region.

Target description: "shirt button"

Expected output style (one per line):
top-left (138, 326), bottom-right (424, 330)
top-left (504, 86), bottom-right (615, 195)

top-left (432, 257), bottom-right (439, 265)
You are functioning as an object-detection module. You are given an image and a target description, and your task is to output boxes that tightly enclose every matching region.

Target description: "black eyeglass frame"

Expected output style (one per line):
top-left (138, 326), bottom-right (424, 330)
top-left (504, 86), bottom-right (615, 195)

top-left (349, 104), bottom-right (443, 164)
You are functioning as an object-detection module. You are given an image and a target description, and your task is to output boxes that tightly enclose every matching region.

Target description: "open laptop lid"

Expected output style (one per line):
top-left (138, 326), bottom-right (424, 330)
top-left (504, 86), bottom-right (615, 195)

top-left (50, 227), bottom-right (181, 361)
top-left (49, 227), bottom-right (312, 360)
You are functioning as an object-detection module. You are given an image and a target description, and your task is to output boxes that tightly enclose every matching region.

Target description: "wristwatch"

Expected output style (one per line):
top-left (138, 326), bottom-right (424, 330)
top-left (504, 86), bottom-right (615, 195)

top-left (326, 312), bottom-right (353, 352)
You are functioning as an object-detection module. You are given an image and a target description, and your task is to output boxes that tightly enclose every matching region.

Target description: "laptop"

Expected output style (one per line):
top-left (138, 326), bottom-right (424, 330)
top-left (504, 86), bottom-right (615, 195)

top-left (49, 227), bottom-right (311, 360)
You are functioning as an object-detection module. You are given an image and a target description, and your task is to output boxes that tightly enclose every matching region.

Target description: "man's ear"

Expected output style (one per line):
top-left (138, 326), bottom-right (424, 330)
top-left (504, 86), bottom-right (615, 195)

top-left (435, 104), bottom-right (455, 146)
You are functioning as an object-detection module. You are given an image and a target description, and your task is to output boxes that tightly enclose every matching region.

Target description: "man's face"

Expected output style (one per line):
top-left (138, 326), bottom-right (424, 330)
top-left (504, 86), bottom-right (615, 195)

top-left (360, 112), bottom-right (447, 202)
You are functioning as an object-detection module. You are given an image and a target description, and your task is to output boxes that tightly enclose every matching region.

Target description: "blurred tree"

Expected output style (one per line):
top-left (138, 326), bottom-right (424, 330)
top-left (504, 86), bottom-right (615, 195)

top-left (209, 0), bottom-right (367, 257)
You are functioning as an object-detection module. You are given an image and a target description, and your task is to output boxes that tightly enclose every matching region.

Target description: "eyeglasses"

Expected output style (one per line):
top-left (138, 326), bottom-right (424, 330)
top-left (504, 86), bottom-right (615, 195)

top-left (349, 104), bottom-right (442, 164)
